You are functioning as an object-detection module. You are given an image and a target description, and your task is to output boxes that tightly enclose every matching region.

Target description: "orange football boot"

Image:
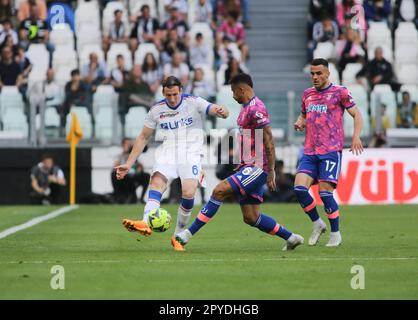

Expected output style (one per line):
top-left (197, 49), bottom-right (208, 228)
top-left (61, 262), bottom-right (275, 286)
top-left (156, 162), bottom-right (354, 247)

top-left (171, 236), bottom-right (186, 251)
top-left (122, 219), bottom-right (152, 236)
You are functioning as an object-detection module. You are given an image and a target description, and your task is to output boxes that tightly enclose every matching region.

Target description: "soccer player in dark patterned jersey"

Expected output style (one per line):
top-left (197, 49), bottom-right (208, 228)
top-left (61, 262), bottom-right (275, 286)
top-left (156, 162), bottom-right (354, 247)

top-left (175, 73), bottom-right (304, 251)
top-left (294, 58), bottom-right (363, 247)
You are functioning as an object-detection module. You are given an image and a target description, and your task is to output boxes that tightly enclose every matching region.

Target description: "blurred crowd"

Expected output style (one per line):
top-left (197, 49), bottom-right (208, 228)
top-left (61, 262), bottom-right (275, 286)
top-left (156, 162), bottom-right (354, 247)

top-left (306, 0), bottom-right (418, 136)
top-left (0, 0), bottom-right (251, 135)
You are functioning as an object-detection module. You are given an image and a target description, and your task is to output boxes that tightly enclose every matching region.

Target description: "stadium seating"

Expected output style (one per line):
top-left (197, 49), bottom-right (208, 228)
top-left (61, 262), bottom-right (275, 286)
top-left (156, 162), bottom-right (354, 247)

top-left (394, 23), bottom-right (418, 73)
top-left (1, 108), bottom-right (28, 137)
top-left (205, 119), bottom-right (213, 131)
top-left (342, 63), bottom-right (363, 86)
top-left (102, 1), bottom-right (129, 35)
top-left (79, 44), bottom-right (105, 67)
top-left (154, 85), bottom-right (164, 102)
top-left (95, 107), bottom-right (114, 139)
top-left (328, 62), bottom-right (340, 85)
top-left (190, 22), bottom-right (214, 48)
top-left (124, 106), bottom-right (148, 138)
top-left (397, 64), bottom-right (418, 85)
top-left (75, 0), bottom-right (100, 35)
top-left (216, 63), bottom-right (228, 90)
top-left (367, 43), bottom-right (393, 63)
top-left (313, 41), bottom-right (335, 60)
top-left (44, 107), bottom-right (61, 137)
top-left (0, 86), bottom-right (25, 116)
top-left (395, 44), bottom-right (418, 71)
top-left (26, 44), bottom-right (50, 82)
top-left (92, 85), bottom-right (118, 116)
top-left (395, 22), bottom-right (418, 48)
top-left (367, 22), bottom-right (392, 52)
top-left (76, 24), bottom-right (102, 54)
top-left (50, 23), bottom-right (75, 50)
top-left (343, 106), bottom-right (370, 138)
top-left (93, 85), bottom-right (118, 140)
top-left (52, 47), bottom-right (78, 76)
top-left (134, 43), bottom-right (160, 65)
top-left (215, 85), bottom-right (241, 129)
top-left (107, 43), bottom-right (133, 71)
top-left (44, 107), bottom-right (60, 127)
top-left (193, 63), bottom-right (215, 86)
top-left (398, 85), bottom-right (418, 102)
top-left (157, 0), bottom-right (167, 21)
top-left (370, 84), bottom-right (397, 128)
top-left (129, 0), bottom-right (157, 16)
top-left (55, 65), bottom-right (75, 87)
top-left (346, 84), bottom-right (368, 113)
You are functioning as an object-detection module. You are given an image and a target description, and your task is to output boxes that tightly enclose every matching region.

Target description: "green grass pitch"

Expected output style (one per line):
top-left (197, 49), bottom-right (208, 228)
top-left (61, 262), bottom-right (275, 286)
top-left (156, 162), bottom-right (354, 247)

top-left (0, 204), bottom-right (417, 299)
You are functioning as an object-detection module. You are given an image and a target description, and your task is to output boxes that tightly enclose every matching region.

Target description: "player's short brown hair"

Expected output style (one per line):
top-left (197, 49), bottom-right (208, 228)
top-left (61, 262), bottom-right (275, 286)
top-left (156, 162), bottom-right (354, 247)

top-left (162, 76), bottom-right (182, 90)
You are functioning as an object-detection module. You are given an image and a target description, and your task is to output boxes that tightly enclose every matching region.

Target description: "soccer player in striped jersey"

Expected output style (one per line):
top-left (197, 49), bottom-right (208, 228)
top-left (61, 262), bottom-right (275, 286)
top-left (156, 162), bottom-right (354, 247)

top-left (294, 58), bottom-right (363, 247)
top-left (175, 73), bottom-right (304, 251)
top-left (116, 76), bottom-right (229, 250)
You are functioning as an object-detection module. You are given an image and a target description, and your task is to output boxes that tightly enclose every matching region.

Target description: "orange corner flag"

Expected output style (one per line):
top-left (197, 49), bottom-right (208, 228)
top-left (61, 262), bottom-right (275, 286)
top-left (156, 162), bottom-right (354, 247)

top-left (66, 112), bottom-right (83, 204)
top-left (66, 112), bottom-right (83, 145)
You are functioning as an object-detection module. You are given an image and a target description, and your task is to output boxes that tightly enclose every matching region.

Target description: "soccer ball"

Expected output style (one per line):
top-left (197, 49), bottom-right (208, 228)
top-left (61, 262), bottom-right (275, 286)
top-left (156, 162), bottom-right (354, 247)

top-left (147, 208), bottom-right (172, 232)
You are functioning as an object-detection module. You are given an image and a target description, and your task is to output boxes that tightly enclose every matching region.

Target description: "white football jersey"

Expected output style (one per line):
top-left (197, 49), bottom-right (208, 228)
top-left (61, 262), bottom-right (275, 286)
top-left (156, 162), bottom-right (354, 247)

top-left (144, 94), bottom-right (212, 164)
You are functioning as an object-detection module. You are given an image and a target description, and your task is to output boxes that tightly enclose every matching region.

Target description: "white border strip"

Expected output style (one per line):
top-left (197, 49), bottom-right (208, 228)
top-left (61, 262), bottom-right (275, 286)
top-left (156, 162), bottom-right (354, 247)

top-left (0, 205), bottom-right (79, 240)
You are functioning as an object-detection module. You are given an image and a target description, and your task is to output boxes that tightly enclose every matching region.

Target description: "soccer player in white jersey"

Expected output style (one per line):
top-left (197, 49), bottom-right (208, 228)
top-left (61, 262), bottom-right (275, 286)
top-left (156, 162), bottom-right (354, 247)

top-left (115, 76), bottom-right (229, 251)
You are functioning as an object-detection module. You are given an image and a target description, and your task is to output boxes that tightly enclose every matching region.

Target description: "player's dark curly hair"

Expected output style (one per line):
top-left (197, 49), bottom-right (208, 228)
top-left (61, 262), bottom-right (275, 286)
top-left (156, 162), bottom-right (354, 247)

top-left (229, 73), bottom-right (253, 88)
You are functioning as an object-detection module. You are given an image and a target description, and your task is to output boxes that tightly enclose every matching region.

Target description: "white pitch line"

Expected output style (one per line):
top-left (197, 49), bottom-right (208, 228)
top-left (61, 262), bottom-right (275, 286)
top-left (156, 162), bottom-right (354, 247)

top-left (0, 205), bottom-right (79, 240)
top-left (0, 257), bottom-right (416, 265)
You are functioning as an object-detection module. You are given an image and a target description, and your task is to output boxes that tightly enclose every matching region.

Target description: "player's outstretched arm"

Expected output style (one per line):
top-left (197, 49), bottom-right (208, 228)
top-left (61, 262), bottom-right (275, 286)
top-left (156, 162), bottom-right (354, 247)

top-left (294, 113), bottom-right (306, 131)
top-left (347, 106), bottom-right (364, 155)
top-left (208, 104), bottom-right (229, 119)
top-left (115, 126), bottom-right (154, 180)
top-left (263, 125), bottom-right (277, 191)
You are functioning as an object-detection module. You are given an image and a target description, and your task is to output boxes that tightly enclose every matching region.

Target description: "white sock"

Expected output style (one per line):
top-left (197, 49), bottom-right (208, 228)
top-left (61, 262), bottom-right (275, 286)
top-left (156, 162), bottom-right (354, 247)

top-left (174, 206), bottom-right (192, 235)
top-left (314, 218), bottom-right (326, 227)
top-left (178, 229), bottom-right (192, 243)
top-left (143, 200), bottom-right (160, 224)
top-left (288, 233), bottom-right (296, 242)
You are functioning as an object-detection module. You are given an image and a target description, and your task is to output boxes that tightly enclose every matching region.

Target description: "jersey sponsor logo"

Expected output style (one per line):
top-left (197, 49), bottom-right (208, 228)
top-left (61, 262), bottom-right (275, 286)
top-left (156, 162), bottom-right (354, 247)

top-left (237, 175), bottom-right (242, 181)
top-left (159, 111), bottom-right (179, 119)
top-left (160, 117), bottom-right (193, 130)
top-left (307, 103), bottom-right (328, 114)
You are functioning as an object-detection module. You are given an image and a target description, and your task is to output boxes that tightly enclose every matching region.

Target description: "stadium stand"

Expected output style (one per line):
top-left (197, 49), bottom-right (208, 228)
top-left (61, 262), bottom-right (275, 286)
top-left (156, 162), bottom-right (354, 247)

top-left (124, 105), bottom-right (147, 138)
top-left (0, 0), bottom-right (416, 147)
